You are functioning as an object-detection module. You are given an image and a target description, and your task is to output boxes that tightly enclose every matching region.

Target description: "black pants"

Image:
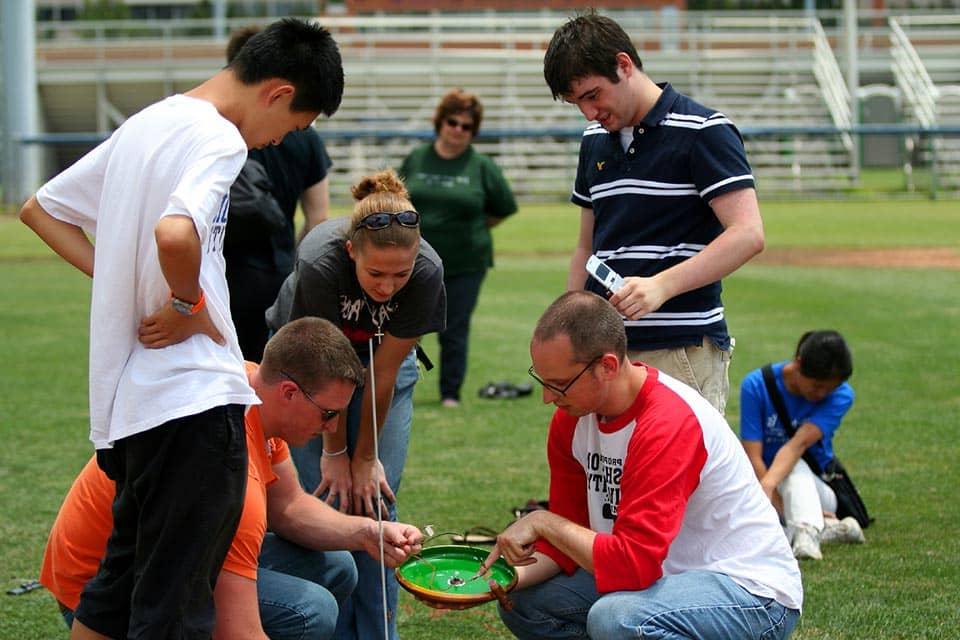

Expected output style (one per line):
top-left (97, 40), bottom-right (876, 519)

top-left (74, 405), bottom-right (247, 640)
top-left (438, 270), bottom-right (486, 401)
top-left (227, 264), bottom-right (287, 363)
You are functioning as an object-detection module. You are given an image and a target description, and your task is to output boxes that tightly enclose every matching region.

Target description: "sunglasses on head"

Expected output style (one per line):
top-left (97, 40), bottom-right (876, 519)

top-left (356, 210), bottom-right (421, 231)
top-left (444, 117), bottom-right (474, 132)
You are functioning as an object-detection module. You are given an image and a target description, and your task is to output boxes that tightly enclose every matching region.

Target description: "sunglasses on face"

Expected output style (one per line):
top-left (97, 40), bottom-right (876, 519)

top-left (280, 371), bottom-right (341, 422)
top-left (356, 210), bottom-right (421, 231)
top-left (444, 117), bottom-right (474, 132)
top-left (527, 355), bottom-right (602, 397)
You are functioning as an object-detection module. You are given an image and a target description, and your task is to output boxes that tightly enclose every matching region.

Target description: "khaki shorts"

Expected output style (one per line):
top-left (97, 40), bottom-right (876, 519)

top-left (629, 336), bottom-right (733, 415)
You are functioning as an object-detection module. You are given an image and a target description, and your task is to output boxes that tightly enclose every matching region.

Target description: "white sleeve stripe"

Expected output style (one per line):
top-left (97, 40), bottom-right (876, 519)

top-left (572, 188), bottom-right (592, 203)
top-left (700, 175), bottom-right (754, 198)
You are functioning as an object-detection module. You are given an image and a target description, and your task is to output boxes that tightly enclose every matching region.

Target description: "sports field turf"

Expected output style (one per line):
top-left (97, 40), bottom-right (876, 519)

top-left (1, 199), bottom-right (957, 639)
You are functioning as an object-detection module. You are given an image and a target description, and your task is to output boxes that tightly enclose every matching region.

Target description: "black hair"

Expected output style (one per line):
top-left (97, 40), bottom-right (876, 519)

top-left (228, 18), bottom-right (343, 117)
top-left (225, 25), bottom-right (260, 64)
top-left (795, 330), bottom-right (853, 381)
top-left (543, 10), bottom-right (643, 100)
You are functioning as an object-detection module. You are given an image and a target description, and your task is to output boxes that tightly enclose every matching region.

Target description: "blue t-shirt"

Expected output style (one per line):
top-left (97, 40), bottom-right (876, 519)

top-left (739, 362), bottom-right (855, 471)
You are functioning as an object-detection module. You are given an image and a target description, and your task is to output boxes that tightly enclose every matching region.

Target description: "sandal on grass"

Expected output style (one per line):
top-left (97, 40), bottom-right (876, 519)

top-left (477, 381), bottom-right (534, 400)
top-left (450, 526), bottom-right (499, 545)
top-left (511, 499), bottom-right (549, 520)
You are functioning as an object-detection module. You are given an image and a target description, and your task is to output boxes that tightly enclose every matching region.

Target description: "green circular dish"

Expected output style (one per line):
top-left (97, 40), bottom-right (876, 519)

top-left (396, 545), bottom-right (517, 610)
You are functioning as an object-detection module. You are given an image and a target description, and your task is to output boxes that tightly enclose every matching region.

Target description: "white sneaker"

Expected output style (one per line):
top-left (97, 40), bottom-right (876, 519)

top-left (792, 527), bottom-right (823, 560)
top-left (820, 516), bottom-right (866, 544)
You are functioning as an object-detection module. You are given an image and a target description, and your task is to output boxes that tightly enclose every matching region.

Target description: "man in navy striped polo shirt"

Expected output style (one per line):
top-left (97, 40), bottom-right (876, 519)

top-left (544, 11), bottom-right (765, 414)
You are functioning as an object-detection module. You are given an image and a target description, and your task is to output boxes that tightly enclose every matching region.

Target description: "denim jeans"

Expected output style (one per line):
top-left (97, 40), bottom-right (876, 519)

top-left (257, 533), bottom-right (358, 640)
top-left (437, 270), bottom-right (486, 402)
top-left (500, 569), bottom-right (799, 640)
top-left (64, 534), bottom-right (358, 640)
top-left (290, 349), bottom-right (419, 640)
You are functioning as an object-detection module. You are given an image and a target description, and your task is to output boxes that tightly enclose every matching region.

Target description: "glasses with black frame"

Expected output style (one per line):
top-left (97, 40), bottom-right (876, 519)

top-left (444, 116), bottom-right (474, 132)
top-left (527, 355), bottom-right (602, 397)
top-left (356, 210), bottom-right (420, 231)
top-left (280, 370), bottom-right (341, 422)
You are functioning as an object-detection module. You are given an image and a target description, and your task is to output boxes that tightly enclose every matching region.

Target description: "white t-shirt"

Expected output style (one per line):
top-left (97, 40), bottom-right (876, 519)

top-left (37, 94), bottom-right (260, 449)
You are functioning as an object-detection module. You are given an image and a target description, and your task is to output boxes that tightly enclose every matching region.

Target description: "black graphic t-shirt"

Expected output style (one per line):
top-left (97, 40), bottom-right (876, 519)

top-left (266, 218), bottom-right (446, 357)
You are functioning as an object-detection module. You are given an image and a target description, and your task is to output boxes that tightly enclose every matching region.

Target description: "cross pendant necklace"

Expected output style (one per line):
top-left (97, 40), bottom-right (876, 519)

top-left (362, 293), bottom-right (385, 346)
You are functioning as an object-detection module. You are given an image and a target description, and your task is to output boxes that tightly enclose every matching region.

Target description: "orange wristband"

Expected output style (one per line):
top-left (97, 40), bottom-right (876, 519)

top-left (171, 289), bottom-right (205, 316)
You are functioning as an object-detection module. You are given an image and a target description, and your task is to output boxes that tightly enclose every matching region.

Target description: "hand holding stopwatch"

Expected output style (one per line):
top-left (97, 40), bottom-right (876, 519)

top-left (585, 255), bottom-right (625, 293)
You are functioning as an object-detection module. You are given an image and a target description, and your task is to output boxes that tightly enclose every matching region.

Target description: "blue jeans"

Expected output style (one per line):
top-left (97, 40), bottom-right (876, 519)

top-left (290, 349), bottom-right (419, 640)
top-left (500, 569), bottom-right (799, 640)
top-left (64, 534), bottom-right (358, 640)
top-left (258, 533), bottom-right (358, 640)
top-left (437, 270), bottom-right (486, 401)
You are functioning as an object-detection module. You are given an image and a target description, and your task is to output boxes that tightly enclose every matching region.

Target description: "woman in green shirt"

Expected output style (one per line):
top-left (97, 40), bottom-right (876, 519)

top-left (400, 89), bottom-right (518, 407)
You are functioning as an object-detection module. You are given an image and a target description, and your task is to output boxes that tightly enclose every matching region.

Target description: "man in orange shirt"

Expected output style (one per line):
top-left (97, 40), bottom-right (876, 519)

top-left (41, 318), bottom-right (424, 640)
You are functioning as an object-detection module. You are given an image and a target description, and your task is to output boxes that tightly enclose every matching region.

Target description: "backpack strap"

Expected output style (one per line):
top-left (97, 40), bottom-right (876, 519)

top-left (761, 364), bottom-right (824, 476)
top-left (761, 364), bottom-right (794, 437)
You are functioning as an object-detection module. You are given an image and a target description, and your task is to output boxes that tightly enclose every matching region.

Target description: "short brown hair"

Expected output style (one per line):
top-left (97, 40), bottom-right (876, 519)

top-left (260, 317), bottom-right (364, 391)
top-left (533, 291), bottom-right (626, 363)
top-left (432, 88), bottom-right (483, 136)
top-left (544, 10), bottom-right (643, 100)
top-left (347, 169), bottom-right (421, 253)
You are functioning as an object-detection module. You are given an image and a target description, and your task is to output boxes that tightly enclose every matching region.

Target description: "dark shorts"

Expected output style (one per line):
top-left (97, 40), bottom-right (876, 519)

top-left (74, 404), bottom-right (247, 639)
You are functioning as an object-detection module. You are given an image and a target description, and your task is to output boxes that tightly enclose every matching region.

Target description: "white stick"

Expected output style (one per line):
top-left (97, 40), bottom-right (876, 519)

top-left (368, 336), bottom-right (389, 640)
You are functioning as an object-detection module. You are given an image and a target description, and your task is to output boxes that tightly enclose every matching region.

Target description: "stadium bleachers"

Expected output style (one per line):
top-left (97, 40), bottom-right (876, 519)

top-left (891, 14), bottom-right (960, 193)
top-left (29, 11), bottom-right (942, 201)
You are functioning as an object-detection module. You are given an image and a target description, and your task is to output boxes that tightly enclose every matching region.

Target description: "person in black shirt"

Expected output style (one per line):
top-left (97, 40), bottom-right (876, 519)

top-left (224, 26), bottom-right (334, 361)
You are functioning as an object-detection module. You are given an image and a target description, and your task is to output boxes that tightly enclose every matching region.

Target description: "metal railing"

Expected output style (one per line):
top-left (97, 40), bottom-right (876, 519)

top-left (811, 18), bottom-right (853, 151)
top-left (889, 17), bottom-right (938, 128)
top-left (16, 124), bottom-right (960, 201)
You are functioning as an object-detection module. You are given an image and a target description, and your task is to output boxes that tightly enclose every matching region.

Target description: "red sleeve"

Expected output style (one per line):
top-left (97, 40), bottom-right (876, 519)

top-left (592, 400), bottom-right (707, 593)
top-left (533, 409), bottom-right (589, 575)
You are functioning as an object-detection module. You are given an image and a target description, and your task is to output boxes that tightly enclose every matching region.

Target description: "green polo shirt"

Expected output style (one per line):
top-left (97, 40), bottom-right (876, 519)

top-left (400, 143), bottom-right (517, 277)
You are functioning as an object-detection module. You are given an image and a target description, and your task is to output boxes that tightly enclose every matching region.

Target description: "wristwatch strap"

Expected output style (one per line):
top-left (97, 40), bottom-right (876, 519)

top-left (171, 289), bottom-right (205, 316)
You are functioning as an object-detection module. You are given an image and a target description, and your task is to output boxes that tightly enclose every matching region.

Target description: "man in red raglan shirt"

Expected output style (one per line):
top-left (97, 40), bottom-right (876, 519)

top-left (481, 291), bottom-right (802, 640)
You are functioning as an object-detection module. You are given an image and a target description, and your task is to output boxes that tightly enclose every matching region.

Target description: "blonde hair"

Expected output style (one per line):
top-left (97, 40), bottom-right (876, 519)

top-left (347, 169), bottom-right (420, 252)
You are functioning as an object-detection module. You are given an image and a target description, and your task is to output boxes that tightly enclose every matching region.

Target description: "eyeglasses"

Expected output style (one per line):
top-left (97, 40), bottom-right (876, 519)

top-left (280, 371), bottom-right (341, 422)
top-left (356, 210), bottom-right (420, 231)
top-left (527, 356), bottom-right (602, 397)
top-left (444, 117), bottom-right (474, 132)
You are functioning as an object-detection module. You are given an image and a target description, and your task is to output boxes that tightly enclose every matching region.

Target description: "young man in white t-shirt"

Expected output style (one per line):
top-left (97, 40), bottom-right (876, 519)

top-left (480, 291), bottom-right (802, 640)
top-left (19, 18), bottom-right (344, 640)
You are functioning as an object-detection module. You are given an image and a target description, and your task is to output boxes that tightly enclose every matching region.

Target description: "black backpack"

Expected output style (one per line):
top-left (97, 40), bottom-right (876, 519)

top-left (224, 158), bottom-right (287, 252)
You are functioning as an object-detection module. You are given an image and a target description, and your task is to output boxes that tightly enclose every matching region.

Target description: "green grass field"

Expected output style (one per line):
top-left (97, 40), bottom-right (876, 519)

top-left (1, 200), bottom-right (958, 639)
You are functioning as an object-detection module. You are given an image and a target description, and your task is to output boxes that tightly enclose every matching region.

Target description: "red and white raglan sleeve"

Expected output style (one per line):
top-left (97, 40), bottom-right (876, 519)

top-left (592, 408), bottom-right (708, 593)
top-left (534, 410), bottom-right (589, 575)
